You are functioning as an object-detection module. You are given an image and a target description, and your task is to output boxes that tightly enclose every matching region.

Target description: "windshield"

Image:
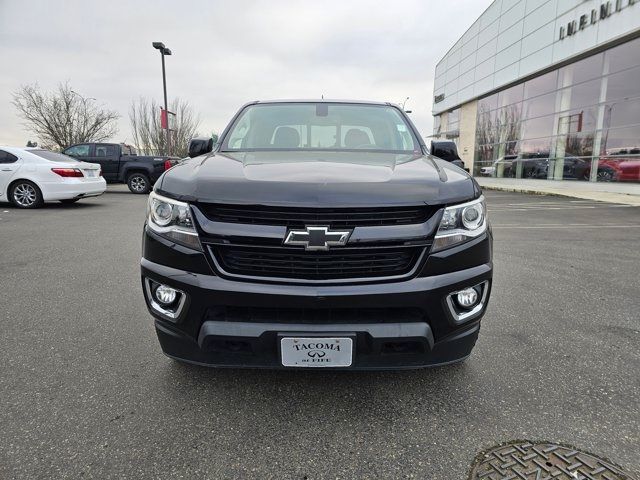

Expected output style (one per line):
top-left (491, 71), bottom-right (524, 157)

top-left (221, 103), bottom-right (420, 153)
top-left (30, 150), bottom-right (79, 162)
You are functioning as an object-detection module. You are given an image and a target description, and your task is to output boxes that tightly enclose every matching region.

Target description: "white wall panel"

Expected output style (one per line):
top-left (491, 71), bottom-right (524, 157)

top-left (474, 75), bottom-right (495, 97)
top-left (459, 52), bottom-right (477, 75)
top-left (478, 19), bottom-right (500, 46)
top-left (459, 68), bottom-right (476, 89)
top-left (497, 20), bottom-right (524, 50)
top-left (476, 57), bottom-right (496, 80)
top-left (461, 20), bottom-right (481, 45)
top-left (446, 63), bottom-right (460, 83)
top-left (495, 42), bottom-right (522, 70)
top-left (447, 47), bottom-right (461, 69)
top-left (519, 44), bottom-right (553, 73)
top-left (500, 0), bottom-right (526, 28)
top-left (476, 37), bottom-right (498, 64)
top-left (460, 36), bottom-right (479, 60)
top-left (523, 0), bottom-right (557, 35)
top-left (480, 0), bottom-right (503, 28)
top-left (501, 0), bottom-right (522, 14)
top-left (494, 64), bottom-right (520, 86)
top-left (521, 22), bottom-right (555, 57)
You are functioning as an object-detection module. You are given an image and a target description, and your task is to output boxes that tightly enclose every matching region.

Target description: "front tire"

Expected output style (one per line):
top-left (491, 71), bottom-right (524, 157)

top-left (127, 173), bottom-right (151, 194)
top-left (597, 169), bottom-right (614, 182)
top-left (9, 180), bottom-right (43, 208)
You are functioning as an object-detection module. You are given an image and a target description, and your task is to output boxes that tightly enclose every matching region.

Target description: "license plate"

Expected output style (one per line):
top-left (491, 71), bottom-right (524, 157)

top-left (281, 337), bottom-right (353, 367)
top-left (84, 170), bottom-right (97, 177)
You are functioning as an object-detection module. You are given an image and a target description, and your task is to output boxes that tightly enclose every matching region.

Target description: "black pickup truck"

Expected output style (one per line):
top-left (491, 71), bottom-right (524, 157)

top-left (62, 142), bottom-right (179, 193)
top-left (141, 100), bottom-right (492, 370)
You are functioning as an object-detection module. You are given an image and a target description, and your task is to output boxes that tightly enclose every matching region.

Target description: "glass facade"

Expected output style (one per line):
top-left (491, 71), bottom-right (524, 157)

top-left (471, 37), bottom-right (640, 183)
top-left (434, 108), bottom-right (461, 140)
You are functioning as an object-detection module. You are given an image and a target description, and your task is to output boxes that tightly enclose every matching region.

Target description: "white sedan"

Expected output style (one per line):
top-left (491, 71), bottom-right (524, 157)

top-left (0, 146), bottom-right (106, 208)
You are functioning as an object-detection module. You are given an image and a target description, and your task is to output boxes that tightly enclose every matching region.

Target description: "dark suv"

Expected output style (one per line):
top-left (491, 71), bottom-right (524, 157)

top-left (141, 100), bottom-right (492, 369)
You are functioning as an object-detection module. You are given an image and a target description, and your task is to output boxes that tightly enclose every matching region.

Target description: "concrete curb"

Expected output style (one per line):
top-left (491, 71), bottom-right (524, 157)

top-left (477, 184), bottom-right (640, 206)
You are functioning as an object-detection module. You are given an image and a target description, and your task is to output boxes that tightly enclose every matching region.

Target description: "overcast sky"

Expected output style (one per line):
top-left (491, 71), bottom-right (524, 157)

top-left (0, 0), bottom-right (489, 147)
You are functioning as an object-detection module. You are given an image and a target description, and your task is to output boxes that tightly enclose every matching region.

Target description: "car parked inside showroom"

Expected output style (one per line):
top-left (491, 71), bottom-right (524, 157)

top-left (62, 142), bottom-right (179, 194)
top-left (480, 154), bottom-right (518, 177)
top-left (0, 147), bottom-right (106, 208)
top-left (141, 100), bottom-right (493, 370)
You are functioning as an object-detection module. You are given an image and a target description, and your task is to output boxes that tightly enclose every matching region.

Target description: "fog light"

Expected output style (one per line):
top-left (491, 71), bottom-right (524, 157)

top-left (154, 284), bottom-right (178, 305)
top-left (456, 288), bottom-right (478, 308)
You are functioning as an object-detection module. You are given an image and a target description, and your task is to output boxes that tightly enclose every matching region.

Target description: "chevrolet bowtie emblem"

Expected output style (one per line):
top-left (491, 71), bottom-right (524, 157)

top-left (284, 226), bottom-right (352, 251)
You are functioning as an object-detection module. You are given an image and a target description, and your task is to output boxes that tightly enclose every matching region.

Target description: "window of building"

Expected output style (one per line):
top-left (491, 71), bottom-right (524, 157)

top-left (557, 53), bottom-right (603, 88)
top-left (563, 132), bottom-right (595, 157)
top-left (605, 37), bottom-right (640, 75)
top-left (605, 97), bottom-right (640, 129)
top-left (524, 71), bottom-right (557, 100)
top-left (522, 91), bottom-right (556, 119)
top-left (558, 78), bottom-right (602, 111)
top-left (497, 84), bottom-right (524, 108)
top-left (605, 65), bottom-right (640, 102)
top-left (447, 108), bottom-right (460, 133)
top-left (522, 115), bottom-right (555, 140)
top-left (477, 94), bottom-right (498, 114)
top-left (600, 125), bottom-right (640, 155)
top-left (433, 115), bottom-right (441, 136)
top-left (471, 38), bottom-right (640, 183)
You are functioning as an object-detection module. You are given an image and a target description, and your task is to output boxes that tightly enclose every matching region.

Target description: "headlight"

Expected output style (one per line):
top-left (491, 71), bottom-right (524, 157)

top-left (432, 196), bottom-right (487, 252)
top-left (147, 191), bottom-right (201, 250)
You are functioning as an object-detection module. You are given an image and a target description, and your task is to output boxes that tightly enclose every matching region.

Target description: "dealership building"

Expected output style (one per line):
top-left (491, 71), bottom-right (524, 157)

top-left (431, 0), bottom-right (640, 183)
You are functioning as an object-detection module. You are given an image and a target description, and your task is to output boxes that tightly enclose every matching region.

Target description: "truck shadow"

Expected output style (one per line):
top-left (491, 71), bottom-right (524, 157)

top-left (159, 358), bottom-right (483, 426)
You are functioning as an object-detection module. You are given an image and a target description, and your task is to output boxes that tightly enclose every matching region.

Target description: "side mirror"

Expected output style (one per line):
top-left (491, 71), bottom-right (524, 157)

top-left (188, 137), bottom-right (214, 158)
top-left (430, 141), bottom-right (461, 162)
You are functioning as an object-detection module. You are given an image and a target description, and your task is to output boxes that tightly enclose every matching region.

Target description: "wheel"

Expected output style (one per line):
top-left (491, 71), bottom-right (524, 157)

top-left (127, 173), bottom-right (151, 194)
top-left (9, 180), bottom-right (43, 208)
top-left (596, 169), bottom-right (614, 182)
top-left (59, 198), bottom-right (80, 204)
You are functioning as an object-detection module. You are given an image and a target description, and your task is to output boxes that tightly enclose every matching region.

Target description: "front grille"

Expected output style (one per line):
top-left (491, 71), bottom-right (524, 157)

top-left (198, 203), bottom-right (432, 227)
top-left (209, 245), bottom-right (424, 281)
top-left (205, 306), bottom-right (425, 324)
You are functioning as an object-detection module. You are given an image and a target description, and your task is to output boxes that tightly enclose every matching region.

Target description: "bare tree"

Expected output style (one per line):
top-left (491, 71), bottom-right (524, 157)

top-left (129, 98), bottom-right (200, 157)
top-left (12, 82), bottom-right (119, 150)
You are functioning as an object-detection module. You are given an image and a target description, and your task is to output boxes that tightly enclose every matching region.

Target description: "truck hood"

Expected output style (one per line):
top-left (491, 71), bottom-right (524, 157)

top-left (157, 151), bottom-right (478, 207)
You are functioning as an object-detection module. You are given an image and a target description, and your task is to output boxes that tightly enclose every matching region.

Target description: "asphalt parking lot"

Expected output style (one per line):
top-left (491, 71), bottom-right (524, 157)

top-left (1, 186), bottom-right (639, 479)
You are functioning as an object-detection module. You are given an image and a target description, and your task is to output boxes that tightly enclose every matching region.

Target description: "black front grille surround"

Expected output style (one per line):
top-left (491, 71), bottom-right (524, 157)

top-left (209, 244), bottom-right (426, 281)
top-left (197, 203), bottom-right (436, 283)
top-left (198, 203), bottom-right (434, 227)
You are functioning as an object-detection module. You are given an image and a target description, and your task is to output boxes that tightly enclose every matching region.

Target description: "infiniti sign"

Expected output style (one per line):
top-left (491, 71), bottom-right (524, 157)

top-left (558, 0), bottom-right (637, 40)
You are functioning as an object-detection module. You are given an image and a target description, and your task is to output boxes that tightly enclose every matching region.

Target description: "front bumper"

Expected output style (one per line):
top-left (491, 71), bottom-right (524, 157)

top-left (141, 231), bottom-right (492, 369)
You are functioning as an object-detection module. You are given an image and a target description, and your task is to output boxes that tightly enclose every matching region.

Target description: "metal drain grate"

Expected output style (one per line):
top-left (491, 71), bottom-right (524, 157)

top-left (469, 441), bottom-right (635, 480)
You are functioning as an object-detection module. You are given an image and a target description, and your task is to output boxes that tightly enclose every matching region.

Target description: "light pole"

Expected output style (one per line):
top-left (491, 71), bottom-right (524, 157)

top-left (152, 42), bottom-right (172, 156)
